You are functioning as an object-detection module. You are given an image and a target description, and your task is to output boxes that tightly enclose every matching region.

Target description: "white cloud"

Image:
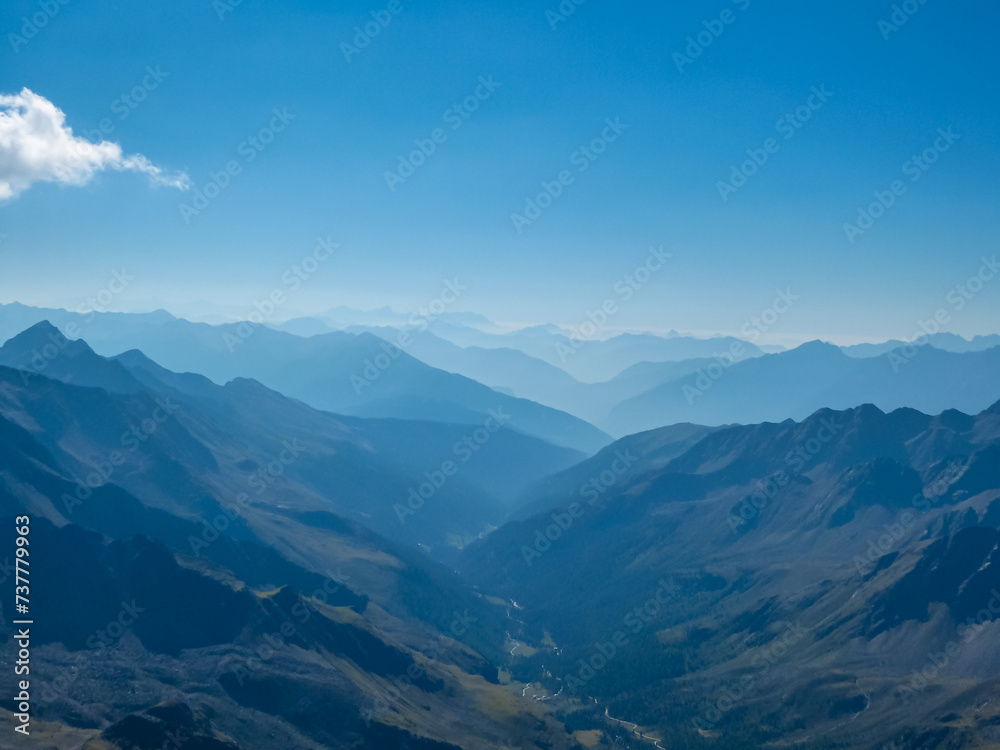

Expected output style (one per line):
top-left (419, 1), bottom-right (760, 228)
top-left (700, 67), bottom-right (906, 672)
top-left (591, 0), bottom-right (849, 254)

top-left (0, 87), bottom-right (190, 201)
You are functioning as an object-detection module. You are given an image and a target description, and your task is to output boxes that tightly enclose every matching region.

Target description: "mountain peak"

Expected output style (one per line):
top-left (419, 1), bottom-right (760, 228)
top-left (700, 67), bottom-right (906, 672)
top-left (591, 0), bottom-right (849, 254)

top-left (1, 320), bottom-right (92, 360)
top-left (792, 339), bottom-right (841, 354)
top-left (853, 402), bottom-right (887, 419)
top-left (114, 348), bottom-right (161, 369)
top-left (513, 324), bottom-right (564, 337)
top-left (778, 339), bottom-right (845, 363)
top-left (0, 322), bottom-right (142, 393)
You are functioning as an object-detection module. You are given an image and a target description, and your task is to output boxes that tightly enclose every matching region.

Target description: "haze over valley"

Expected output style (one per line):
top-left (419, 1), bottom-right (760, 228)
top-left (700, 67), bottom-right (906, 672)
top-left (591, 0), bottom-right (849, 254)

top-left (2, 1), bottom-right (999, 747)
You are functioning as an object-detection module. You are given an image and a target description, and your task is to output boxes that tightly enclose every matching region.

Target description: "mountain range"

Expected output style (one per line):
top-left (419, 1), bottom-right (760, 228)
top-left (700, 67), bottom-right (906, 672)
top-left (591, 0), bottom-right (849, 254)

top-left (0, 326), bottom-right (588, 749)
top-left (1, 308), bottom-right (1000, 748)
top-left (462, 399), bottom-right (1000, 748)
top-left (3, 303), bottom-right (1000, 442)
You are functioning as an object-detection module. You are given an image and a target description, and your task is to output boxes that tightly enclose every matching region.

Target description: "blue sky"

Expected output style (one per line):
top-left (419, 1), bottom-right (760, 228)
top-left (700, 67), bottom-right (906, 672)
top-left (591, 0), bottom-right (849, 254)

top-left (0, 0), bottom-right (998, 345)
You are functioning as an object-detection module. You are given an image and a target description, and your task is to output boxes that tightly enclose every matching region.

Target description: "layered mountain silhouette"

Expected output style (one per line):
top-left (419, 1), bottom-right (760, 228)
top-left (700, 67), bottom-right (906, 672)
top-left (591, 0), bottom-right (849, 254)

top-left (0, 305), bottom-right (611, 455)
top-left (0, 332), bottom-right (587, 748)
top-left (404, 321), bottom-right (768, 383)
top-left (603, 340), bottom-right (1000, 435)
top-left (462, 399), bottom-right (1000, 748)
top-left (5, 304), bottom-right (999, 442)
top-left (1, 309), bottom-right (1000, 749)
top-left (842, 331), bottom-right (1000, 357)
top-left (0, 322), bottom-right (589, 549)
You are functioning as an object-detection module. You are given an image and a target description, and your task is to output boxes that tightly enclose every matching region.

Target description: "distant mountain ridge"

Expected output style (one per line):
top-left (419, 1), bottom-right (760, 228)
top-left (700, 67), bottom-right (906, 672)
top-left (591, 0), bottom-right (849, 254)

top-left (0, 371), bottom-right (579, 749)
top-left (0, 306), bottom-right (611, 455)
top-left (842, 331), bottom-right (1000, 357)
top-left (461, 398), bottom-right (1000, 748)
top-left (1, 303), bottom-right (1000, 748)
top-left (603, 339), bottom-right (1000, 435)
top-left (0, 322), bottom-right (587, 548)
top-left (2, 303), bottom-right (999, 442)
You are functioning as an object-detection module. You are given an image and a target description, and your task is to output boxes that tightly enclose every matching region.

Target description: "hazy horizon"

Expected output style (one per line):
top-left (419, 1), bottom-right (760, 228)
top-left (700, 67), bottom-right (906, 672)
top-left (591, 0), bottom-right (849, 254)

top-left (2, 1), bottom-right (998, 348)
top-left (3, 3), bottom-right (1000, 747)
top-left (4, 295), bottom-right (1000, 350)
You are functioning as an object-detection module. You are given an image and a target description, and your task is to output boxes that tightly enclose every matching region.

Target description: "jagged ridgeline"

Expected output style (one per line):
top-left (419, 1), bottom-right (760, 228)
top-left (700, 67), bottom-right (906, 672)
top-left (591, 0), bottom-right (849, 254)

top-left (0, 313), bottom-right (999, 749)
